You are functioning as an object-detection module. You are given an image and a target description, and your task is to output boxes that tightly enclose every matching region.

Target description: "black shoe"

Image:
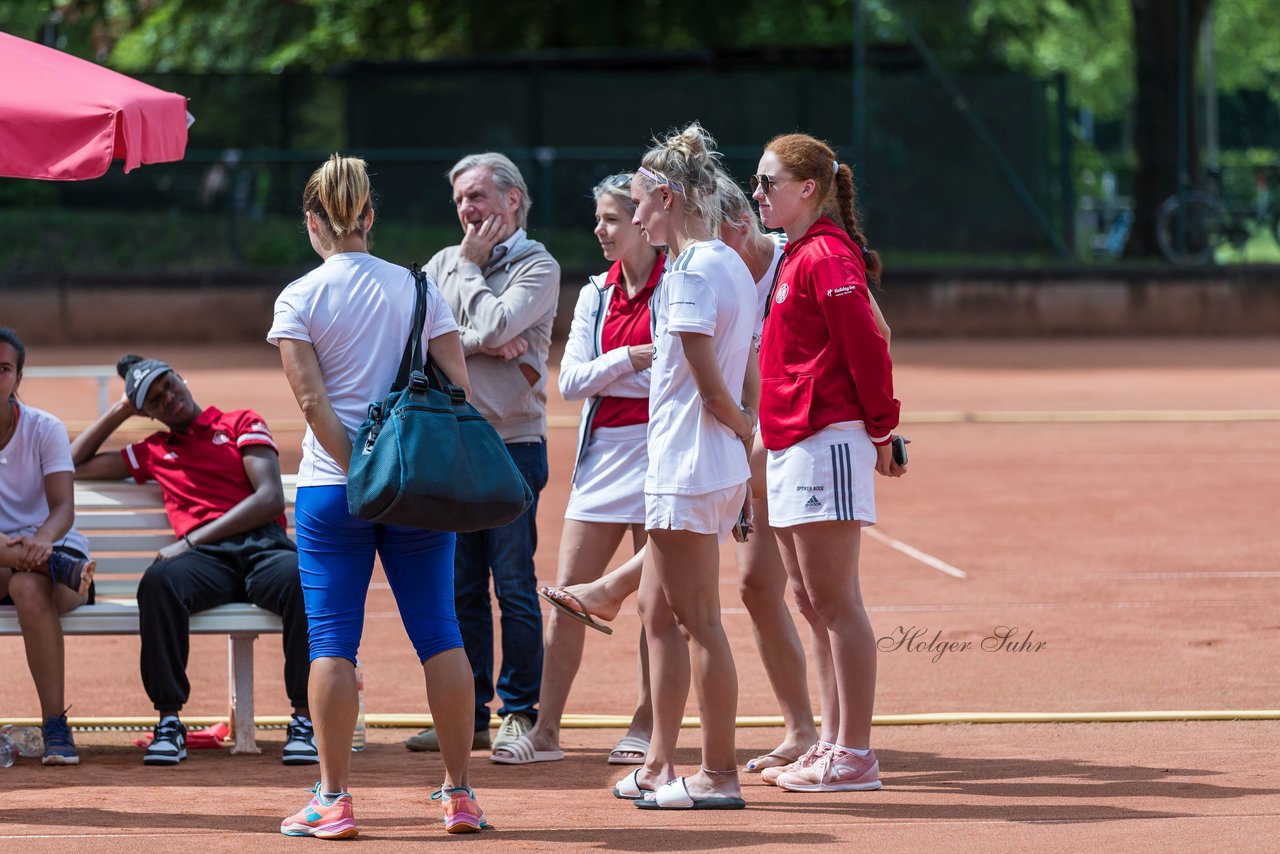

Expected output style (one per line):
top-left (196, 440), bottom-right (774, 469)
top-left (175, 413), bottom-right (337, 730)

top-left (282, 715), bottom-right (319, 765)
top-left (144, 718), bottom-right (187, 766)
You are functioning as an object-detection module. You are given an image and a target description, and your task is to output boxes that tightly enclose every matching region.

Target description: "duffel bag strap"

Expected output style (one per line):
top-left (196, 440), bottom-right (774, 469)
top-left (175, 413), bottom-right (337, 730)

top-left (394, 265), bottom-right (431, 391)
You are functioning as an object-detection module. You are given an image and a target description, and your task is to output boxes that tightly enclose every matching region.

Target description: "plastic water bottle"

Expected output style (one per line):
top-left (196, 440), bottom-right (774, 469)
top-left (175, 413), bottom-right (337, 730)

top-left (0, 725), bottom-right (43, 768)
top-left (352, 665), bottom-right (367, 752)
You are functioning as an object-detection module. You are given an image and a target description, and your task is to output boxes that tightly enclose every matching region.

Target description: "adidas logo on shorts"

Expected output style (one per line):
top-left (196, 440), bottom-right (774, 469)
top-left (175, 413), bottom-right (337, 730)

top-left (804, 495), bottom-right (822, 509)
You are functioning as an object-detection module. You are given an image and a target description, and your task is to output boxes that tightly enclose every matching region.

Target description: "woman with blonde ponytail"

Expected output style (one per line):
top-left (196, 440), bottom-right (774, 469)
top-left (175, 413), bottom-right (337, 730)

top-left (617, 124), bottom-right (757, 811)
top-left (270, 155), bottom-right (485, 837)
top-left (750, 133), bottom-right (905, 794)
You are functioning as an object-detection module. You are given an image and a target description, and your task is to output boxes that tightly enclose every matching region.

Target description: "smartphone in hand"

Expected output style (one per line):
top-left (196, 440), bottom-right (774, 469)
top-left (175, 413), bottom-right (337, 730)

top-left (891, 435), bottom-right (908, 467)
top-left (731, 508), bottom-right (753, 543)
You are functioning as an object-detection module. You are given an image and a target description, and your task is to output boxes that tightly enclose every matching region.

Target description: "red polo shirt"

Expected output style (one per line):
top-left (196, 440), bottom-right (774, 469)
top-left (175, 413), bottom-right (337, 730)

top-left (121, 407), bottom-right (285, 538)
top-left (593, 254), bottom-right (663, 431)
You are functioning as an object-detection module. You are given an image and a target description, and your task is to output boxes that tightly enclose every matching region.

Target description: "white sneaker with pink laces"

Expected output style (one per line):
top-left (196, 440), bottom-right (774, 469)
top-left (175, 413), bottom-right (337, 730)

top-left (762, 742), bottom-right (829, 786)
top-left (777, 747), bottom-right (881, 792)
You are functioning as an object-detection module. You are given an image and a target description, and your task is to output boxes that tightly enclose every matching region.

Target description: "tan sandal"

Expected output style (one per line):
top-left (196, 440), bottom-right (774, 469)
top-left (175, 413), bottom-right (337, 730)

top-left (744, 751), bottom-right (799, 773)
top-left (537, 586), bottom-right (613, 635)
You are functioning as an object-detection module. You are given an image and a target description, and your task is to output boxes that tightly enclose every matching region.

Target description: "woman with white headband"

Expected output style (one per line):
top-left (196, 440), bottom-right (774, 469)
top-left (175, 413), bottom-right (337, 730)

top-left (620, 123), bottom-right (756, 811)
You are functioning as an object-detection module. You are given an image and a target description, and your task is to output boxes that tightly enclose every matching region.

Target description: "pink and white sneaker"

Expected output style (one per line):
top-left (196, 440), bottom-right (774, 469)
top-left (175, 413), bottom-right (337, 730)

top-left (431, 785), bottom-right (489, 833)
top-left (280, 784), bottom-right (358, 839)
top-left (778, 747), bottom-right (881, 792)
top-left (762, 742), bottom-right (829, 787)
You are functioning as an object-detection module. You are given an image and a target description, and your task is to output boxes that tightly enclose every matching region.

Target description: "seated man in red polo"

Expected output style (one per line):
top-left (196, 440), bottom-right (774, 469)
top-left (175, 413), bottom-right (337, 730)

top-left (71, 354), bottom-right (315, 767)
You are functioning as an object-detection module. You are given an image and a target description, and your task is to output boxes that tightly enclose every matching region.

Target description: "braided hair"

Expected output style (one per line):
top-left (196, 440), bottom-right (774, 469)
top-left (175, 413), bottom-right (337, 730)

top-left (765, 134), bottom-right (882, 287)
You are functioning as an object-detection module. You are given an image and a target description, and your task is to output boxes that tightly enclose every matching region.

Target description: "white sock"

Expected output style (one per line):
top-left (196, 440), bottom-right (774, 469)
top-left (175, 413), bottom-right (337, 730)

top-left (318, 791), bottom-right (347, 805)
top-left (835, 743), bottom-right (871, 757)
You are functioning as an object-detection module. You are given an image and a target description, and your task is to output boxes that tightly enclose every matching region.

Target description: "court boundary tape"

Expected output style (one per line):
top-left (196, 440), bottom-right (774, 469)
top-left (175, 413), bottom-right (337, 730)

top-left (58, 409), bottom-right (1280, 434)
top-left (6, 710), bottom-right (1278, 730)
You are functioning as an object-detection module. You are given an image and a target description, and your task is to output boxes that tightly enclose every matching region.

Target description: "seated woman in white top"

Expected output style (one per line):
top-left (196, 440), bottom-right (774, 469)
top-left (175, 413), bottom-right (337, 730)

top-left (0, 326), bottom-right (95, 766)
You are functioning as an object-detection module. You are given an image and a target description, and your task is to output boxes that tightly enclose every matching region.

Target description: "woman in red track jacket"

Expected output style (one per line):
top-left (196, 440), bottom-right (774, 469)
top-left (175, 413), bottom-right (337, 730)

top-left (752, 133), bottom-right (905, 795)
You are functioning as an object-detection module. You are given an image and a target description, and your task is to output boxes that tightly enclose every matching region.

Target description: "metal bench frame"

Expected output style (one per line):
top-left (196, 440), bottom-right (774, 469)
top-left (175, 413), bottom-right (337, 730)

top-left (0, 478), bottom-right (298, 754)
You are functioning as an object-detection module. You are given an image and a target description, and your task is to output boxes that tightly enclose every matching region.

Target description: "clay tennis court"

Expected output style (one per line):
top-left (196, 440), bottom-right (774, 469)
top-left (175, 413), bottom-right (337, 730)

top-left (4, 338), bottom-right (1279, 850)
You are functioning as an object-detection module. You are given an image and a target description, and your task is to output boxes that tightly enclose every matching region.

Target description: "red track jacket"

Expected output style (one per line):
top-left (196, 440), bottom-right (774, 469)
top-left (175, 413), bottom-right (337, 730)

top-left (759, 217), bottom-right (900, 450)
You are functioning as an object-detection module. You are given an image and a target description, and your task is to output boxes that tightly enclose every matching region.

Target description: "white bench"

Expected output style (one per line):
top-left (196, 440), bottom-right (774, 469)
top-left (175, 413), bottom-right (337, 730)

top-left (24, 365), bottom-right (118, 415)
top-left (0, 477), bottom-right (299, 754)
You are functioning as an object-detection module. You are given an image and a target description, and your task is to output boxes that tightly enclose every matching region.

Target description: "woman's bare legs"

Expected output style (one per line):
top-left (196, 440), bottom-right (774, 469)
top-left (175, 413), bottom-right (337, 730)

top-left (309, 656), bottom-right (359, 793)
top-left (623, 528), bottom-right (654, 749)
top-left (1, 567), bottom-right (86, 718)
top-left (632, 545), bottom-right (681, 792)
top-left (552, 545), bottom-right (646, 622)
top-left (423, 648), bottom-right (475, 790)
top-left (515, 521), bottom-right (650, 754)
top-left (736, 437), bottom-right (818, 766)
top-left (643, 527), bottom-right (740, 799)
top-left (776, 522), bottom-right (876, 749)
top-left (793, 585), bottom-right (839, 743)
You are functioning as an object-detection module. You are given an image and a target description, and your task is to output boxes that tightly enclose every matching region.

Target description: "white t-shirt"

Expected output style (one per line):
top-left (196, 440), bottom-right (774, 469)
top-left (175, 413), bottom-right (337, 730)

top-left (0, 402), bottom-right (90, 556)
top-left (754, 232), bottom-right (787, 337)
top-left (267, 252), bottom-right (458, 487)
top-left (645, 240), bottom-right (756, 495)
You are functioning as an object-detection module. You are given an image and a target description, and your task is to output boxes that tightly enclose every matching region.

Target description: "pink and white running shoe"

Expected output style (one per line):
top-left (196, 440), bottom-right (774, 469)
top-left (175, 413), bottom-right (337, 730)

top-left (777, 747), bottom-right (882, 793)
top-left (280, 784), bottom-right (357, 839)
top-left (431, 785), bottom-right (488, 833)
top-left (762, 742), bottom-right (830, 787)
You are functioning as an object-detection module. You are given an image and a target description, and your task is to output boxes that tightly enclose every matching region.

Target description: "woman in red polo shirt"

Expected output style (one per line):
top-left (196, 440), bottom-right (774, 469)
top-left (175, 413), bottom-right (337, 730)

top-left (752, 133), bottom-right (905, 794)
top-left (496, 174), bottom-right (662, 766)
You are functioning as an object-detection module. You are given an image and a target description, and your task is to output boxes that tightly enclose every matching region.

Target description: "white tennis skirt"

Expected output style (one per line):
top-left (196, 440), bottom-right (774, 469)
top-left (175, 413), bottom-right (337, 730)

top-left (766, 420), bottom-right (877, 528)
top-left (645, 482), bottom-right (749, 541)
top-left (564, 423), bottom-right (649, 524)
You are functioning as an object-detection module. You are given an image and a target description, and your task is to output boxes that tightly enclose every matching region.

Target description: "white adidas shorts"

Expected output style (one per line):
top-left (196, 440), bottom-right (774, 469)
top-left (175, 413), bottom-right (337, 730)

top-left (645, 482), bottom-right (749, 541)
top-left (766, 421), bottom-right (877, 528)
top-left (565, 423), bottom-right (648, 524)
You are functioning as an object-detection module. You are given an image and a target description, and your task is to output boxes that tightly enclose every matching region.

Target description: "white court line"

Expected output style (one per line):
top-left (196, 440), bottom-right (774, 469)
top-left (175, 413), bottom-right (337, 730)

top-left (864, 528), bottom-right (968, 579)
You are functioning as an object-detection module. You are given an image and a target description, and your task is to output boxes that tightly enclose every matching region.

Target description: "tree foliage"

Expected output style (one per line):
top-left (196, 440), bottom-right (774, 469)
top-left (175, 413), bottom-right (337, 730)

top-left (4, 1), bottom-right (1273, 114)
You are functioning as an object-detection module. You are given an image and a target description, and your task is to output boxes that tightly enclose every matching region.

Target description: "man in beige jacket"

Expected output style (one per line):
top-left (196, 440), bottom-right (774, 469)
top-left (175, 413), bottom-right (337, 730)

top-left (407, 153), bottom-right (559, 755)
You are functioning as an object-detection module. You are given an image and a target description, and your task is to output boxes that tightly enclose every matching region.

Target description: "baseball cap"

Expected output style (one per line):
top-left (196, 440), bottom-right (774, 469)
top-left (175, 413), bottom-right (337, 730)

top-left (118, 355), bottom-right (173, 410)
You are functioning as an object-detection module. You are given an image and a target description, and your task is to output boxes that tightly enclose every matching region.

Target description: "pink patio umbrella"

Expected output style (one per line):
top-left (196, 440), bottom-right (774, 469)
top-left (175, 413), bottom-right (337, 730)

top-left (0, 30), bottom-right (189, 181)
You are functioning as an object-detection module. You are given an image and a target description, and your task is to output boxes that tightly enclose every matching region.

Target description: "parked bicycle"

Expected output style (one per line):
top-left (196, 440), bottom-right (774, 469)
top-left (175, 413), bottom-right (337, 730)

top-left (1156, 165), bottom-right (1280, 264)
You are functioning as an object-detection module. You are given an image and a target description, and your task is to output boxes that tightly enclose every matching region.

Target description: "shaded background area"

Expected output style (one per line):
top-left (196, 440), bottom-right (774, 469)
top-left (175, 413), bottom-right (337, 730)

top-left (0, 54), bottom-right (1067, 277)
top-left (3, 0), bottom-right (1280, 282)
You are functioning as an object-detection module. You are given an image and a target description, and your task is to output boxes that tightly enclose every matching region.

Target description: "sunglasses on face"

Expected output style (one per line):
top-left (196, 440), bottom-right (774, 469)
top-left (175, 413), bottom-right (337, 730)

top-left (749, 174), bottom-right (791, 195)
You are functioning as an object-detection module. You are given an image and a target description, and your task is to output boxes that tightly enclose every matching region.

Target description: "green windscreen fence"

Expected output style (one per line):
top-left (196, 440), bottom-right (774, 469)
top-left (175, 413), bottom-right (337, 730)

top-left (3, 58), bottom-right (1061, 275)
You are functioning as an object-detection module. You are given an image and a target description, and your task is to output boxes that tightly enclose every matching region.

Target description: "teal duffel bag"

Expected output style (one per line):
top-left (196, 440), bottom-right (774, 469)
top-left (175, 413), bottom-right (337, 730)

top-left (346, 265), bottom-right (533, 532)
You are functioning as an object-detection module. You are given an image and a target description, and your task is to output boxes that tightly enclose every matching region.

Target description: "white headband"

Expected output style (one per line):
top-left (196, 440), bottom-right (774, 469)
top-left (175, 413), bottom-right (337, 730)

top-left (832, 161), bottom-right (839, 175)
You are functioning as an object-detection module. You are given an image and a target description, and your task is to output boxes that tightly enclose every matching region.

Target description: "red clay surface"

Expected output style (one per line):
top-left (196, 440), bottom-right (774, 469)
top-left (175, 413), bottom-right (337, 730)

top-left (4, 338), bottom-right (1280, 850)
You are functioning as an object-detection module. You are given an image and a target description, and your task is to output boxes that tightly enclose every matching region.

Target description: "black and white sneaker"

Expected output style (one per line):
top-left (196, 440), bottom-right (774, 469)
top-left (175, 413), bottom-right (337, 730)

top-left (144, 718), bottom-right (187, 766)
top-left (282, 714), bottom-right (319, 765)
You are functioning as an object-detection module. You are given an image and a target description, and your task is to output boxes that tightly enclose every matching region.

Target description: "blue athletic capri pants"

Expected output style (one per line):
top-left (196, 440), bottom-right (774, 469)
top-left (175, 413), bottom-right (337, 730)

top-left (294, 485), bottom-right (462, 665)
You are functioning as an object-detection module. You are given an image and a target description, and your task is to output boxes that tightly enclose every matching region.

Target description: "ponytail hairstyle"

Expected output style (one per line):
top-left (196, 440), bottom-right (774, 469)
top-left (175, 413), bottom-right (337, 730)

top-left (765, 134), bottom-right (882, 287)
top-left (302, 154), bottom-right (374, 239)
top-left (636, 123), bottom-right (725, 232)
top-left (0, 327), bottom-right (25, 400)
top-left (715, 172), bottom-right (763, 235)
